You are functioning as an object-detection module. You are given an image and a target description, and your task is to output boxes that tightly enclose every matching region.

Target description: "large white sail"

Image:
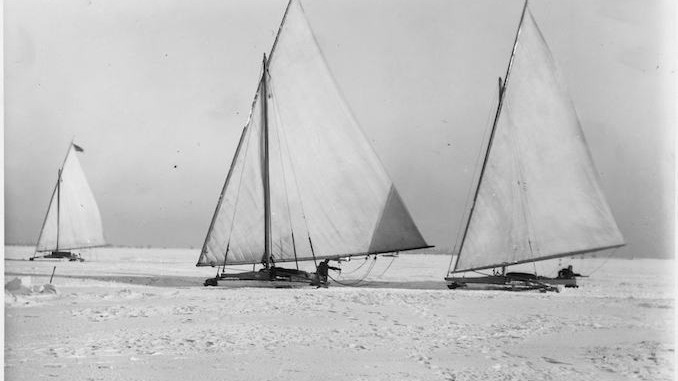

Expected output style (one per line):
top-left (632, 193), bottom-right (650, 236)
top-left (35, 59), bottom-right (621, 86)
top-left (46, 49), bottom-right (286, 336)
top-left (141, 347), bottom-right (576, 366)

top-left (36, 144), bottom-right (106, 252)
top-left (453, 6), bottom-right (624, 273)
top-left (200, 91), bottom-right (267, 264)
top-left (197, 0), bottom-right (428, 267)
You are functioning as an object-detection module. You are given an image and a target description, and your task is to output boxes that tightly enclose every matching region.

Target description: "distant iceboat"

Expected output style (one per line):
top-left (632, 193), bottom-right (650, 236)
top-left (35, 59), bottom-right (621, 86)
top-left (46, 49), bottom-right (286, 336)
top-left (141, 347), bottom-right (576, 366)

top-left (31, 142), bottom-right (106, 262)
top-left (445, 1), bottom-right (624, 291)
top-left (197, 0), bottom-right (431, 287)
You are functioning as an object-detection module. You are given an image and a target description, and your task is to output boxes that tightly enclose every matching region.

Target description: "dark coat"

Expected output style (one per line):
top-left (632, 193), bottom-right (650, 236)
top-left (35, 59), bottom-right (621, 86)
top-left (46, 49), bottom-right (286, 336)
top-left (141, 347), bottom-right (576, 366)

top-left (317, 261), bottom-right (340, 276)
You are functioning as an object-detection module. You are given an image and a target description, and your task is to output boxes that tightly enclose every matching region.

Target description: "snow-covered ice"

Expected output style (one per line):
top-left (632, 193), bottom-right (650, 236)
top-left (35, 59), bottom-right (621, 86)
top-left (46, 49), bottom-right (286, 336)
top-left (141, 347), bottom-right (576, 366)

top-left (4, 245), bottom-right (674, 381)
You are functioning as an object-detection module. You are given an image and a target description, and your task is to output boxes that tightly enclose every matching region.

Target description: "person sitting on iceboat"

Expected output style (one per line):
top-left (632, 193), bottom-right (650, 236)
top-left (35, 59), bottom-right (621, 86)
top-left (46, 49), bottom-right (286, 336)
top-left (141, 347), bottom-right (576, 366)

top-left (313, 259), bottom-right (340, 287)
top-left (557, 265), bottom-right (581, 279)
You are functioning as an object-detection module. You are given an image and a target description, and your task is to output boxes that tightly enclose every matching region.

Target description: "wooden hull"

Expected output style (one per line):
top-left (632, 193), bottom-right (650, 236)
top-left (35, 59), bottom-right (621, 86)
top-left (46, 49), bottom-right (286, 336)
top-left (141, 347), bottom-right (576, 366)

top-left (204, 267), bottom-right (317, 288)
top-left (445, 272), bottom-right (577, 292)
top-left (30, 251), bottom-right (84, 262)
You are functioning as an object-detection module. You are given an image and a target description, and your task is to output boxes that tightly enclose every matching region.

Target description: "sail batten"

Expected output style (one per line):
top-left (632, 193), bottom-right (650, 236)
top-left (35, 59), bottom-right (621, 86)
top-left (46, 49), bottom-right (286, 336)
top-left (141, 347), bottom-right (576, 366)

top-left (453, 6), bottom-right (624, 273)
top-left (36, 144), bottom-right (106, 252)
top-left (197, 0), bottom-right (429, 267)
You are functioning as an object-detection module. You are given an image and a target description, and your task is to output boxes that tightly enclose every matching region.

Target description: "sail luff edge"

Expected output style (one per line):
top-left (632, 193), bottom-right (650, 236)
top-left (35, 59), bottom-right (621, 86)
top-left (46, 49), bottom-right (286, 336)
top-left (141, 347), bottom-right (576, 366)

top-left (36, 142), bottom-right (74, 254)
top-left (55, 142), bottom-right (77, 252)
top-left (196, 0), bottom-right (289, 267)
top-left (196, 125), bottom-right (250, 266)
top-left (267, 0), bottom-right (294, 63)
top-left (33, 175), bottom-right (60, 255)
top-left (452, 0), bottom-right (530, 273)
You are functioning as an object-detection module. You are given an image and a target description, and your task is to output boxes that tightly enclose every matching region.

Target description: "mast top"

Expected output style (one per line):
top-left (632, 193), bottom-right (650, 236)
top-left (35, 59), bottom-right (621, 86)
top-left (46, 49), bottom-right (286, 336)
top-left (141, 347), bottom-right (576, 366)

top-left (499, 0), bottom-right (529, 95)
top-left (268, 0), bottom-right (295, 62)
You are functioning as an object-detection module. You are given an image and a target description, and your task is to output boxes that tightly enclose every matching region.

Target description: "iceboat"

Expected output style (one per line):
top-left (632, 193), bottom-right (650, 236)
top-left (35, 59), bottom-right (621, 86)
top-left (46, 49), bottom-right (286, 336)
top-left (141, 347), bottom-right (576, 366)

top-left (31, 142), bottom-right (106, 262)
top-left (197, 0), bottom-right (431, 287)
top-left (445, 1), bottom-right (624, 292)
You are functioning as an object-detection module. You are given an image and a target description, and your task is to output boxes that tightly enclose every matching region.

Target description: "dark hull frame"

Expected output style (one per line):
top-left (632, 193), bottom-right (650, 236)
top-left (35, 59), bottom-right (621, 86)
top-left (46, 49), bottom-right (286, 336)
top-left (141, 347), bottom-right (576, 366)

top-left (445, 271), bottom-right (577, 292)
top-left (30, 251), bottom-right (85, 262)
top-left (204, 266), bottom-right (317, 288)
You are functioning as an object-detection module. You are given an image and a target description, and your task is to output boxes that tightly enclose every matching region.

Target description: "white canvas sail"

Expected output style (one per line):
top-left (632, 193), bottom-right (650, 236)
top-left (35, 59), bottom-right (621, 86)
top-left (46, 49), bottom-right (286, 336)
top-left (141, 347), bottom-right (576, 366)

top-left (453, 6), bottom-right (624, 273)
top-left (36, 144), bottom-right (106, 252)
top-left (200, 91), bottom-right (267, 264)
top-left (197, 0), bottom-right (429, 267)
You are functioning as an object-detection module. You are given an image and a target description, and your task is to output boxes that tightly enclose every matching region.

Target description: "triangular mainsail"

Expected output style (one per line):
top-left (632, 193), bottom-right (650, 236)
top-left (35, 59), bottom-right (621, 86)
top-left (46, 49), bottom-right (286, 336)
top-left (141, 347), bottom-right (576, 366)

top-left (36, 143), bottom-right (106, 252)
top-left (197, 0), bottom-right (429, 267)
top-left (452, 4), bottom-right (624, 273)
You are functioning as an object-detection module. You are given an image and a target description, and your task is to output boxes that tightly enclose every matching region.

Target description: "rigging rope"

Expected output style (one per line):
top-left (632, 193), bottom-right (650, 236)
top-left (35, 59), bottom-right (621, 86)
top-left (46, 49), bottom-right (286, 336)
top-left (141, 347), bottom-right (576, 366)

top-left (472, 269), bottom-right (495, 277)
top-left (583, 248), bottom-right (618, 277)
top-left (373, 255), bottom-right (396, 279)
top-left (216, 63), bottom-right (266, 266)
top-left (533, 246), bottom-right (619, 278)
top-left (308, 236), bottom-right (318, 269)
top-left (270, 85), bottom-right (299, 267)
top-left (269, 77), bottom-right (317, 271)
top-left (338, 256), bottom-right (370, 275)
top-left (222, 122), bottom-right (256, 264)
top-left (329, 255), bottom-right (378, 287)
top-left (219, 265), bottom-right (255, 273)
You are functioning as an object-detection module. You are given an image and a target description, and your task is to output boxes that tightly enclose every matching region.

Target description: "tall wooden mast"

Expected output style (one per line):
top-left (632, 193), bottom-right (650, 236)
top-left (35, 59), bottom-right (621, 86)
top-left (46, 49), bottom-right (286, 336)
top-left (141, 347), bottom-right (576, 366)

top-left (451, 0), bottom-right (529, 273)
top-left (56, 168), bottom-right (62, 252)
top-left (262, 53), bottom-right (273, 268)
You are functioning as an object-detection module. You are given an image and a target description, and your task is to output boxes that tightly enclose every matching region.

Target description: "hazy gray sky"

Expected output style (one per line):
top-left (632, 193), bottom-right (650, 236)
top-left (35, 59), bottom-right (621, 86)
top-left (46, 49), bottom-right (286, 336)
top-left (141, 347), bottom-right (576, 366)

top-left (5, 0), bottom-right (675, 258)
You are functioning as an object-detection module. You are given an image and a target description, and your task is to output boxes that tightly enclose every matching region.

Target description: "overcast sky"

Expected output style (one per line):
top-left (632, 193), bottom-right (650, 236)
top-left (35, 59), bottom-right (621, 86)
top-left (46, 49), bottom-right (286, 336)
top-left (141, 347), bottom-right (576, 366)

top-left (5, 0), bottom-right (675, 258)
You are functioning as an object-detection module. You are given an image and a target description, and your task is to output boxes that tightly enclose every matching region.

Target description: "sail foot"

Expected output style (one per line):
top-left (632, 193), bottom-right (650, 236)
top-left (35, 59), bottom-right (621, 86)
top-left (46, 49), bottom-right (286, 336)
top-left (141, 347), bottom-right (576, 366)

top-left (444, 273), bottom-right (568, 292)
top-left (452, 243), bottom-right (624, 275)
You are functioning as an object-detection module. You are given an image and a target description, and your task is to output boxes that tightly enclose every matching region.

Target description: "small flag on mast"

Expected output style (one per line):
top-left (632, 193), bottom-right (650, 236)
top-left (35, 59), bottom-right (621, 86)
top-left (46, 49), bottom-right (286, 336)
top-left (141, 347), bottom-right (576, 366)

top-left (73, 143), bottom-right (84, 152)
